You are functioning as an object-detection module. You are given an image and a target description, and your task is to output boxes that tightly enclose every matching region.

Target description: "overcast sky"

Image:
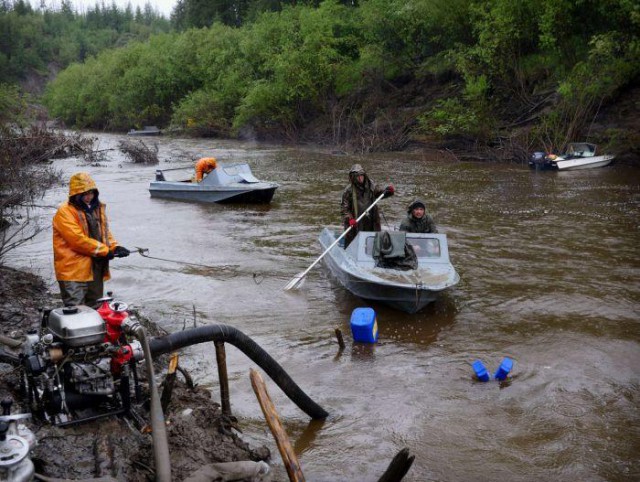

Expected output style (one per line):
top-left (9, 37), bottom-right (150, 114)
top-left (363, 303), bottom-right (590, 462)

top-left (45, 0), bottom-right (178, 17)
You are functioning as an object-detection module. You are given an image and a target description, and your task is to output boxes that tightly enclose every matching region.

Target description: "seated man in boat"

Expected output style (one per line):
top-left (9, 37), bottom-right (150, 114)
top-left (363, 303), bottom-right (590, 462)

top-left (194, 157), bottom-right (218, 182)
top-left (341, 164), bottom-right (394, 247)
top-left (399, 199), bottom-right (437, 233)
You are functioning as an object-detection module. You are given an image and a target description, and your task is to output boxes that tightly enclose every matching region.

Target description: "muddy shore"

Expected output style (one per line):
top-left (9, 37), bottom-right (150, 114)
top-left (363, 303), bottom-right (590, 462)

top-left (0, 265), bottom-right (279, 481)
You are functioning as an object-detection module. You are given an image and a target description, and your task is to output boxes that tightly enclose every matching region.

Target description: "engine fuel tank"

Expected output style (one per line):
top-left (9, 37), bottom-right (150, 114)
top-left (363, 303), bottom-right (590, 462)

top-left (47, 306), bottom-right (106, 347)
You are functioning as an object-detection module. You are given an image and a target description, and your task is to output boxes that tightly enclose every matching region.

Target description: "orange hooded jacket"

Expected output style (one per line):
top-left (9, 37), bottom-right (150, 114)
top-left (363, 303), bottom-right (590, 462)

top-left (52, 172), bottom-right (118, 282)
top-left (195, 157), bottom-right (217, 182)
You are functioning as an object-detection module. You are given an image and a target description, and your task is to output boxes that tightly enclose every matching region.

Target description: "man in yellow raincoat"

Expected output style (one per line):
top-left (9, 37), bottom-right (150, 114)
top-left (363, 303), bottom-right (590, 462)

top-left (52, 172), bottom-right (130, 307)
top-left (194, 157), bottom-right (217, 182)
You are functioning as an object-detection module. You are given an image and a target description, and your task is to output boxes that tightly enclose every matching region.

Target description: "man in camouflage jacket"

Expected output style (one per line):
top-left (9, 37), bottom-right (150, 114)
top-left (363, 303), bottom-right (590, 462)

top-left (340, 164), bottom-right (394, 247)
top-left (399, 199), bottom-right (437, 233)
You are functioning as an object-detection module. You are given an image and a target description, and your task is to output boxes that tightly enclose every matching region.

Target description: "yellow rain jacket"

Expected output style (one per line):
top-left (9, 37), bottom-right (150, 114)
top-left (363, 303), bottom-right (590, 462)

top-left (52, 172), bottom-right (118, 282)
top-left (195, 157), bottom-right (217, 182)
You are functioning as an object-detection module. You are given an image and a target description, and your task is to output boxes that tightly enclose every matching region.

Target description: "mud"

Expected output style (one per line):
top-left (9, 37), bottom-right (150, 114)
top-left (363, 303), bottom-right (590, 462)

top-left (0, 266), bottom-right (279, 481)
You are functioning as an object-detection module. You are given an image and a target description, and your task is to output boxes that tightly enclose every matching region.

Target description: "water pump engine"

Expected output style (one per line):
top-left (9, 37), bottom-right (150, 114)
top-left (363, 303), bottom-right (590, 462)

top-left (17, 297), bottom-right (144, 426)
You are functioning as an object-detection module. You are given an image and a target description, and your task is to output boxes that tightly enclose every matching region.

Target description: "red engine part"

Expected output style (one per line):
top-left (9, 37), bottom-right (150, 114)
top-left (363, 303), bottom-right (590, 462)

top-left (110, 345), bottom-right (134, 375)
top-left (97, 300), bottom-right (129, 344)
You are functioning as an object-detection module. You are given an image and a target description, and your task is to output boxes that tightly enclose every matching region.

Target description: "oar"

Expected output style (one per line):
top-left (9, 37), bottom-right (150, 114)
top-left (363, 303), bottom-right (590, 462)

top-left (284, 191), bottom-right (387, 291)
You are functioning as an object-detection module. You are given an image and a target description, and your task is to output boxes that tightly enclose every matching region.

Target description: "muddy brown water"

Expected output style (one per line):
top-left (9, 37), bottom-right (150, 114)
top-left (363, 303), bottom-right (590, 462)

top-left (5, 133), bottom-right (640, 481)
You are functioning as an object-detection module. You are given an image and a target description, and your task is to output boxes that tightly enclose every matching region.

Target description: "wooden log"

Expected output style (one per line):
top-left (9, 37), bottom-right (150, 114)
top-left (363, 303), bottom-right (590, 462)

top-left (214, 341), bottom-right (232, 416)
top-left (160, 353), bottom-right (179, 413)
top-left (249, 368), bottom-right (305, 482)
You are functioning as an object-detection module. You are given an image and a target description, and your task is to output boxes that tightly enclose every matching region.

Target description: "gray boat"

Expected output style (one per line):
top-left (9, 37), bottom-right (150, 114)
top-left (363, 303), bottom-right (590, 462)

top-left (149, 163), bottom-right (279, 203)
top-left (127, 126), bottom-right (161, 136)
top-left (319, 228), bottom-right (460, 313)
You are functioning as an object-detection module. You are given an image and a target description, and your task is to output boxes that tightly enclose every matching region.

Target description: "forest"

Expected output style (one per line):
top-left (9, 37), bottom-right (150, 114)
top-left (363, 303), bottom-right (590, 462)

top-left (2, 0), bottom-right (639, 157)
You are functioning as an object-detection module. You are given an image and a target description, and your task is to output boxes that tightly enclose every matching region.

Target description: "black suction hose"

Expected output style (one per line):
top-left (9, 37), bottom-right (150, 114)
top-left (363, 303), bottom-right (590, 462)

top-left (148, 324), bottom-right (329, 420)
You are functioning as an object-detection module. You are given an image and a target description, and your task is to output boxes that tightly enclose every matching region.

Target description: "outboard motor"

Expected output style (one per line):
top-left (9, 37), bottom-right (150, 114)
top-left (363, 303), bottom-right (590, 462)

top-left (15, 297), bottom-right (144, 425)
top-left (529, 151), bottom-right (546, 168)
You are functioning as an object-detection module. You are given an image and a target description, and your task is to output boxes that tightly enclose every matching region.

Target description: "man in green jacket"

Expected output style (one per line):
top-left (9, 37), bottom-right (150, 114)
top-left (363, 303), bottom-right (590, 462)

top-left (340, 164), bottom-right (394, 247)
top-left (399, 199), bottom-right (437, 233)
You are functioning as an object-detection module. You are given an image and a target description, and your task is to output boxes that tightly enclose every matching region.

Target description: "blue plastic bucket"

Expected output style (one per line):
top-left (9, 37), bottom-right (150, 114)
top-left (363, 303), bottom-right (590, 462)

top-left (472, 360), bottom-right (490, 382)
top-left (494, 357), bottom-right (513, 380)
top-left (350, 307), bottom-right (378, 343)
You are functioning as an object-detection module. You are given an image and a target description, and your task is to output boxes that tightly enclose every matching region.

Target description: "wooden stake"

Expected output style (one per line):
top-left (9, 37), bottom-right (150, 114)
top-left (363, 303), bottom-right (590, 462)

top-left (334, 328), bottom-right (345, 350)
top-left (250, 368), bottom-right (305, 482)
top-left (214, 341), bottom-right (232, 416)
top-left (160, 353), bottom-right (179, 413)
top-left (377, 447), bottom-right (415, 482)
top-left (176, 364), bottom-right (194, 389)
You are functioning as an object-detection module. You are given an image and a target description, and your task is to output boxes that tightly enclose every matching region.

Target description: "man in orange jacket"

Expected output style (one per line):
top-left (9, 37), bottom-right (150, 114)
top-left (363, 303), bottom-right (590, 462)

top-left (52, 172), bottom-right (130, 307)
top-left (194, 157), bottom-right (217, 182)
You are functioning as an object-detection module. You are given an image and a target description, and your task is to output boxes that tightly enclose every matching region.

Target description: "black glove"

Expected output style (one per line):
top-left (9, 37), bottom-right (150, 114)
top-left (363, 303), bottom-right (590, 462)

top-left (106, 251), bottom-right (115, 260)
top-left (383, 184), bottom-right (395, 198)
top-left (114, 246), bottom-right (130, 258)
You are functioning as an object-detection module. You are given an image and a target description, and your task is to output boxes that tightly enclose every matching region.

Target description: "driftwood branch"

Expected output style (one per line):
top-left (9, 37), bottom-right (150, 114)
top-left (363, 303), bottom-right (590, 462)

top-left (118, 139), bottom-right (159, 164)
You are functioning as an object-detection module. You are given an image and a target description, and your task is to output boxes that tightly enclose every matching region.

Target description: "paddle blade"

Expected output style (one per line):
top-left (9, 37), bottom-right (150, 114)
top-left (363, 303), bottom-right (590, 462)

top-left (283, 273), bottom-right (305, 291)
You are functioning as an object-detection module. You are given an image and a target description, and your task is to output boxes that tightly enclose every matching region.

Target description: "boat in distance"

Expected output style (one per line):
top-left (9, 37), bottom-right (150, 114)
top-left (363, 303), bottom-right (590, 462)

top-left (319, 228), bottom-right (460, 313)
top-left (529, 142), bottom-right (614, 171)
top-left (149, 163), bottom-right (279, 204)
top-left (127, 125), bottom-right (161, 136)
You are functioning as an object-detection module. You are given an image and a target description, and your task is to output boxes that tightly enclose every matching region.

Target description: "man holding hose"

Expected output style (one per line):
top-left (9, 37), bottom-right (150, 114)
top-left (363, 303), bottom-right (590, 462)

top-left (52, 172), bottom-right (130, 307)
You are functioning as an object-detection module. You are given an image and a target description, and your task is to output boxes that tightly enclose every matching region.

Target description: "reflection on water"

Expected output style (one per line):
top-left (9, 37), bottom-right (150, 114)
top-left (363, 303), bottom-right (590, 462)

top-left (5, 133), bottom-right (640, 481)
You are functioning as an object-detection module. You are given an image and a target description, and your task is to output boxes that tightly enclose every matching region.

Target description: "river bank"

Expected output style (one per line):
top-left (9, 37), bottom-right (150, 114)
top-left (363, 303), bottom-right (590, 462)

top-left (0, 265), bottom-right (277, 481)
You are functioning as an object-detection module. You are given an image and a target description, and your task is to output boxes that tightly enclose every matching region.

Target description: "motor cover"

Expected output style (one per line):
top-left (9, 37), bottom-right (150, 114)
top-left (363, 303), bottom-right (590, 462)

top-left (47, 306), bottom-right (106, 347)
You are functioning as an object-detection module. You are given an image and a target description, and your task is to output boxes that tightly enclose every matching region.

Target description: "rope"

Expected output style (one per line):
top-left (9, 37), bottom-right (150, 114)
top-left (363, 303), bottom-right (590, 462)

top-left (132, 247), bottom-right (236, 271)
top-left (131, 247), bottom-right (270, 284)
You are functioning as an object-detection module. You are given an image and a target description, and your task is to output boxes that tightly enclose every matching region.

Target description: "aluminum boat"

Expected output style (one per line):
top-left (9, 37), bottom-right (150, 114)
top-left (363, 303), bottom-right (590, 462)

top-left (149, 163), bottom-right (278, 203)
top-left (319, 228), bottom-right (459, 313)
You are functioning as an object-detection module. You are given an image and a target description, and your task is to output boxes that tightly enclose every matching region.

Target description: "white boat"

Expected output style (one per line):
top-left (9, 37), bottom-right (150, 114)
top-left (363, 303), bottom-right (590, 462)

top-left (149, 163), bottom-right (278, 203)
top-left (529, 142), bottom-right (614, 171)
top-left (319, 228), bottom-right (460, 313)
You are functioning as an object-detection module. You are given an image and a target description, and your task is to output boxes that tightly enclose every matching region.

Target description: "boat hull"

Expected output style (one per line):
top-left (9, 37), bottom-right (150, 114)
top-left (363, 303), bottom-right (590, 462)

top-left (319, 228), bottom-right (458, 313)
top-left (127, 131), bottom-right (161, 136)
top-left (529, 143), bottom-right (614, 171)
top-left (127, 127), bottom-right (161, 136)
top-left (149, 162), bottom-right (278, 204)
top-left (149, 185), bottom-right (277, 204)
top-left (554, 155), bottom-right (614, 170)
top-left (322, 249), bottom-right (437, 313)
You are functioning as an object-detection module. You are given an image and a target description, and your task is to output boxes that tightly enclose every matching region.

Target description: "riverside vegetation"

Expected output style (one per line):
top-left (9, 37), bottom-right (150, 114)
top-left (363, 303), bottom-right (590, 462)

top-left (2, 0), bottom-right (638, 159)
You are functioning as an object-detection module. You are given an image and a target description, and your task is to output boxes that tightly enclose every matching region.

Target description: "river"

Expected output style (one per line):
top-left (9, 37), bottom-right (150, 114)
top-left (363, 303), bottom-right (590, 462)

top-left (5, 133), bottom-right (640, 481)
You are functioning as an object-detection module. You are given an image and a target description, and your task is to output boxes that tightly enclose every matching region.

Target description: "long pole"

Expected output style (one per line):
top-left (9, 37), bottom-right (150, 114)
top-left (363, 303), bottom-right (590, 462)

top-left (284, 191), bottom-right (386, 290)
